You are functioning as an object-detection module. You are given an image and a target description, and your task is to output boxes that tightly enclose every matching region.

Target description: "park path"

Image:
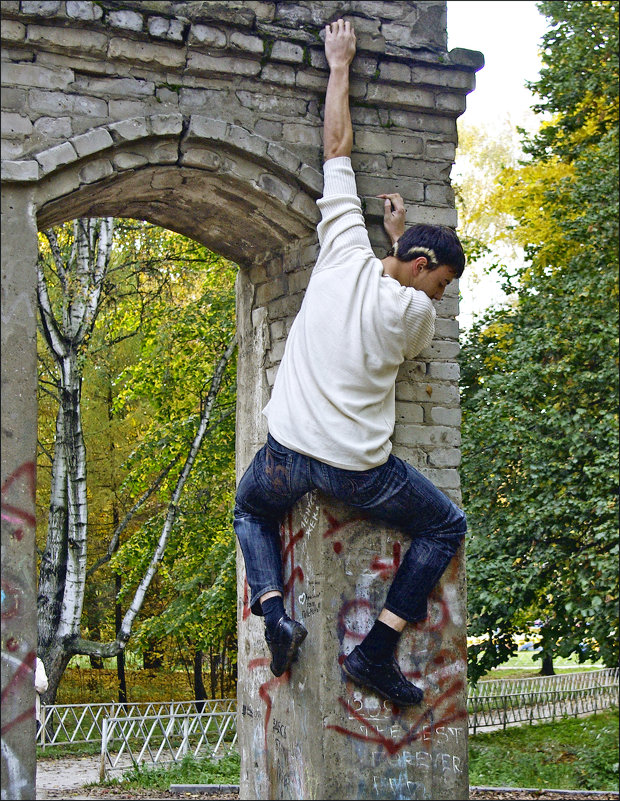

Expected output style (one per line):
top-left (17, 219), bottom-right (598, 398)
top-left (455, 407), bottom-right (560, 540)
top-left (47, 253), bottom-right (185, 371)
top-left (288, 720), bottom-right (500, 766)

top-left (36, 755), bottom-right (100, 798)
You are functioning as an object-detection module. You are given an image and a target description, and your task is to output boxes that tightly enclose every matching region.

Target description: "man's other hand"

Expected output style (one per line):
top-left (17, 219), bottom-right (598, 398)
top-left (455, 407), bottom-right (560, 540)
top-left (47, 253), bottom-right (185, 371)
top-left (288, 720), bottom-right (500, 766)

top-left (378, 193), bottom-right (406, 245)
top-left (325, 19), bottom-right (356, 70)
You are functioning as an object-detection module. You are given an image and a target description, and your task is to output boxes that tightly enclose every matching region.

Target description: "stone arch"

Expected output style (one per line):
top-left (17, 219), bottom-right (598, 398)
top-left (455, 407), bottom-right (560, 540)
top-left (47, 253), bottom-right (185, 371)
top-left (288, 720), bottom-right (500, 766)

top-left (26, 114), bottom-right (321, 263)
top-left (1, 2), bottom-right (483, 798)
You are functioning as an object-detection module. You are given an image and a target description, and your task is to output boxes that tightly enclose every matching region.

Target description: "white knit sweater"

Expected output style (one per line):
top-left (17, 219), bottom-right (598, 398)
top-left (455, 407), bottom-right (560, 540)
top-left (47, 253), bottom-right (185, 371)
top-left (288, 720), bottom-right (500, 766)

top-left (263, 157), bottom-right (436, 470)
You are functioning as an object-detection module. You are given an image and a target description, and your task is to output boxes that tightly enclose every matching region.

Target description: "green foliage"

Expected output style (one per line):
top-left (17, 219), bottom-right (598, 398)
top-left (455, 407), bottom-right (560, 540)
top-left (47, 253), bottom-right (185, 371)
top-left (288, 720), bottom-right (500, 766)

top-left (469, 709), bottom-right (619, 791)
top-left (37, 219), bottom-right (239, 685)
top-left (460, 0), bottom-right (619, 681)
top-left (527, 1), bottom-right (619, 161)
top-left (106, 225), bottom-right (238, 663)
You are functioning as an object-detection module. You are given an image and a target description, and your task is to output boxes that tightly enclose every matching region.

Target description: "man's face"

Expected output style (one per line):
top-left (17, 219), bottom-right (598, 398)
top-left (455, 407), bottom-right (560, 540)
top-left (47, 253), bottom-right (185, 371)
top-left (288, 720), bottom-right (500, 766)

top-left (411, 263), bottom-right (457, 300)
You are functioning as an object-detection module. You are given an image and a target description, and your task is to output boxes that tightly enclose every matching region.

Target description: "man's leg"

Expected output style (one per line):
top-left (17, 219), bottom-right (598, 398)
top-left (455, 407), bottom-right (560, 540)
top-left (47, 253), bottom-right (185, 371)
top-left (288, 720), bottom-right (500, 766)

top-left (318, 454), bottom-right (465, 704)
top-left (234, 437), bottom-right (311, 675)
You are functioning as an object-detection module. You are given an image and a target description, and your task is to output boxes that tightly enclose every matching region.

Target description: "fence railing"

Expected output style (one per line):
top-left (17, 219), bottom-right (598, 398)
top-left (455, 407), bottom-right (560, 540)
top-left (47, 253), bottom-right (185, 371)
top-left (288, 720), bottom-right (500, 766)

top-left (470, 667), bottom-right (618, 697)
top-left (467, 668), bottom-right (619, 734)
top-left (38, 698), bottom-right (235, 749)
top-left (100, 708), bottom-right (237, 780)
top-left (39, 668), bottom-right (618, 774)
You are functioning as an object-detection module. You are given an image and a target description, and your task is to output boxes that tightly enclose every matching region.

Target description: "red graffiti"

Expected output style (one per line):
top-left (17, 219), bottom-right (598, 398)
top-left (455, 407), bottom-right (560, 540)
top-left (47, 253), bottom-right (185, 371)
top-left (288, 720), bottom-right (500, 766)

top-left (249, 656), bottom-right (290, 746)
top-left (242, 577), bottom-right (251, 621)
top-left (280, 511), bottom-right (305, 619)
top-left (1, 580), bottom-right (22, 621)
top-left (1, 462), bottom-right (36, 540)
top-left (0, 650), bottom-right (36, 736)
top-left (243, 500), bottom-right (466, 762)
top-left (322, 509), bottom-right (366, 554)
top-left (246, 513), bottom-right (307, 748)
top-left (370, 541), bottom-right (402, 580)
top-left (326, 679), bottom-right (466, 755)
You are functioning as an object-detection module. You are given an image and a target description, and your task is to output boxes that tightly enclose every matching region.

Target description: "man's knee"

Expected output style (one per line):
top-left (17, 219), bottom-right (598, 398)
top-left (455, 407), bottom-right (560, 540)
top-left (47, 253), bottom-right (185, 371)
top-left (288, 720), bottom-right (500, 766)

top-left (440, 506), bottom-right (466, 557)
top-left (454, 507), bottom-right (467, 539)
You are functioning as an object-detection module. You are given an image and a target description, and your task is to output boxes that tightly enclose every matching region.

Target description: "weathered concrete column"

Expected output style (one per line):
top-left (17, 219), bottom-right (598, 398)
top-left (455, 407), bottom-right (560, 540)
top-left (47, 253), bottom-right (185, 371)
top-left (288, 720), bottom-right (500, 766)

top-left (238, 495), bottom-right (466, 800)
top-left (1, 185), bottom-right (39, 801)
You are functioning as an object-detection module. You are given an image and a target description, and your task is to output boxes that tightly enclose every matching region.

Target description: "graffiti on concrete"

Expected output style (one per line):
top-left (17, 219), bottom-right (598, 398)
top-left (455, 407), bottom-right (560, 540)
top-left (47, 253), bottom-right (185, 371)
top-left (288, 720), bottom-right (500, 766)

top-left (2, 462), bottom-right (37, 800)
top-left (242, 493), bottom-right (466, 799)
top-left (1, 462), bottom-right (36, 541)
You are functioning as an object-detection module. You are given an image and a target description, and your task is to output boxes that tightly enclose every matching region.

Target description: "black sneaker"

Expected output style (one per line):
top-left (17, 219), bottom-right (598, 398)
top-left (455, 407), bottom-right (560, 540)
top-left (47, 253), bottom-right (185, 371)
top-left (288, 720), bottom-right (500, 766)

top-left (265, 615), bottom-right (307, 677)
top-left (342, 645), bottom-right (423, 706)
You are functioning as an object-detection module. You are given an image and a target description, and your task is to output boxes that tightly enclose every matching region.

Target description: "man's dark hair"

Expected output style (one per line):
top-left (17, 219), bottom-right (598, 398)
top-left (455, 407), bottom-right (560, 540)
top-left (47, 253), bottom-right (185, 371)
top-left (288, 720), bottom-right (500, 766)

top-left (389, 223), bottom-right (466, 277)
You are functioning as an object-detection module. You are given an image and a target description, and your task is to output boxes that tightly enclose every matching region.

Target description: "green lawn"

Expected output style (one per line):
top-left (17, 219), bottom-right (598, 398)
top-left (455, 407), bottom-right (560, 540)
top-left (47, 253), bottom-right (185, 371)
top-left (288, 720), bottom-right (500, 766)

top-left (477, 651), bottom-right (606, 681)
top-left (469, 709), bottom-right (619, 791)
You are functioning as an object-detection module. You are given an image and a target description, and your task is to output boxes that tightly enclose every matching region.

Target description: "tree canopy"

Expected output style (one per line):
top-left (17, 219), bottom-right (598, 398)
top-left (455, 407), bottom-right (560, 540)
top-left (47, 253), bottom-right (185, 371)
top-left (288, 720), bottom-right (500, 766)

top-left (460, 0), bottom-right (619, 681)
top-left (36, 219), bottom-right (238, 701)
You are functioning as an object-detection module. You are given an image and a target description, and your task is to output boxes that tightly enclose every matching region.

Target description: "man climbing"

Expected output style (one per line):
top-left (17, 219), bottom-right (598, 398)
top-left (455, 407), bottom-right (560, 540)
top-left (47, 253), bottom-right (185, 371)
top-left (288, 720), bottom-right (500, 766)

top-left (234, 18), bottom-right (467, 707)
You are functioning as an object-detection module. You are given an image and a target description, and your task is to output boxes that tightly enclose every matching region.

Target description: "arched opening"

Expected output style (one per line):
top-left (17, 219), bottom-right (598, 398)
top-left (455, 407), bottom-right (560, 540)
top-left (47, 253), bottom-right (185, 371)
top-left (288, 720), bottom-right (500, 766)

top-left (30, 138), bottom-right (319, 707)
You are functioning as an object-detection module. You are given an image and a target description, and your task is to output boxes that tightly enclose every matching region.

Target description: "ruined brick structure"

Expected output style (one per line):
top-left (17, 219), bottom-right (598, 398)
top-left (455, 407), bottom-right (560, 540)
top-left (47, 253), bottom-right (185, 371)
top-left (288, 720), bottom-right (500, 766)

top-left (1, 2), bottom-right (482, 798)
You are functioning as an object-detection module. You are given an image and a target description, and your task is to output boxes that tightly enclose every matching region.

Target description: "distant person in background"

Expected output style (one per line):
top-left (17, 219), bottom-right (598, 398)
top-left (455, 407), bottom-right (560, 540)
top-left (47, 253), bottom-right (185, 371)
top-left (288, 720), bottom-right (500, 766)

top-left (35, 656), bottom-right (48, 736)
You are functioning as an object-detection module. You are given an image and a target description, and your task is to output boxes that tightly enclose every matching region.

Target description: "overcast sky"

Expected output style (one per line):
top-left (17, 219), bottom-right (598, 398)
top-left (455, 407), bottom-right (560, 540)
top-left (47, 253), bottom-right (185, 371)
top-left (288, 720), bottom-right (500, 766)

top-left (445, 1), bottom-right (550, 326)
top-left (447, 0), bottom-right (549, 131)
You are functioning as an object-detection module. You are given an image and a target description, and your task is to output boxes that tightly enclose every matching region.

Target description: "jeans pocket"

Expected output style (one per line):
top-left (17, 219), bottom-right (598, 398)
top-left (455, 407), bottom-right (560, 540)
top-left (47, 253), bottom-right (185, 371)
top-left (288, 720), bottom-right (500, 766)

top-left (259, 438), bottom-right (293, 497)
top-left (327, 459), bottom-right (396, 507)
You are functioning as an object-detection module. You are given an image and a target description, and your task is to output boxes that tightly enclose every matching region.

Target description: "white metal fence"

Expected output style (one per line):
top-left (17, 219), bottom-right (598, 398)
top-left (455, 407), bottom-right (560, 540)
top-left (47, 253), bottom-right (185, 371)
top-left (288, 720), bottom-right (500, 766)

top-left (38, 669), bottom-right (618, 776)
top-left (468, 668), bottom-right (619, 734)
top-left (100, 706), bottom-right (238, 779)
top-left (38, 698), bottom-right (235, 748)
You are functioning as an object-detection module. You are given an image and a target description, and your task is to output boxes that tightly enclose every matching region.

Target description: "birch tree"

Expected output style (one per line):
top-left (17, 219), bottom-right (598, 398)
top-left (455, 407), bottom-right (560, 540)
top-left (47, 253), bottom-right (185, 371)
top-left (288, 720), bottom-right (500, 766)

top-left (37, 218), bottom-right (114, 697)
top-left (36, 219), bottom-right (237, 702)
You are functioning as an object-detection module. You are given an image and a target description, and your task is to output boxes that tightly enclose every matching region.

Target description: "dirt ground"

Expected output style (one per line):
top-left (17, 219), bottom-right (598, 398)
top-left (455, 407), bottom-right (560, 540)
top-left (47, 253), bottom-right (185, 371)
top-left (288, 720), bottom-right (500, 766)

top-left (36, 756), bottom-right (619, 800)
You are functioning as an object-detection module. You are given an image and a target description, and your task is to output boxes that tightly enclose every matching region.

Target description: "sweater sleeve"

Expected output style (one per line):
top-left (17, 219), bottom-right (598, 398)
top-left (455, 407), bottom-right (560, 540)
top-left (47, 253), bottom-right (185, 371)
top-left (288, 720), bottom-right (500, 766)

top-left (400, 288), bottom-right (437, 359)
top-left (315, 157), bottom-right (372, 256)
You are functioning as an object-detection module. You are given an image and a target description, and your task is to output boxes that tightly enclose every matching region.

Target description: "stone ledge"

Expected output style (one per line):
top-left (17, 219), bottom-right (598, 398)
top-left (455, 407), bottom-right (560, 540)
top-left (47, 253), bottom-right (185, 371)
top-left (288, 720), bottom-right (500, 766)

top-left (169, 785), bottom-right (240, 796)
top-left (1, 159), bottom-right (39, 181)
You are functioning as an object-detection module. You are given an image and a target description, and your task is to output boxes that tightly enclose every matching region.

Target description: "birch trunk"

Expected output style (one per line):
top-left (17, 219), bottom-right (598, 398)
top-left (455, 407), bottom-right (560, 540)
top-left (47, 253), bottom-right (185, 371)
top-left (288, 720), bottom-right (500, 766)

top-left (37, 218), bottom-right (113, 703)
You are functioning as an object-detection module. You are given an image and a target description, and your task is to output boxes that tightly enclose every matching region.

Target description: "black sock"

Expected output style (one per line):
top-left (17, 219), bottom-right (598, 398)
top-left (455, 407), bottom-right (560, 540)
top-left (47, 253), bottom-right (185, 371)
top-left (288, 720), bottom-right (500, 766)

top-left (261, 595), bottom-right (285, 636)
top-left (359, 619), bottom-right (402, 663)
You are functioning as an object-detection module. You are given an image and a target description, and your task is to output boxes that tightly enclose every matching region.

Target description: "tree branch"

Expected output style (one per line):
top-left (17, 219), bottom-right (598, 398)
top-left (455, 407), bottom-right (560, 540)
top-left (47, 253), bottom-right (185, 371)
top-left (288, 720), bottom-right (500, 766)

top-left (71, 334), bottom-right (237, 657)
top-left (86, 455), bottom-right (181, 578)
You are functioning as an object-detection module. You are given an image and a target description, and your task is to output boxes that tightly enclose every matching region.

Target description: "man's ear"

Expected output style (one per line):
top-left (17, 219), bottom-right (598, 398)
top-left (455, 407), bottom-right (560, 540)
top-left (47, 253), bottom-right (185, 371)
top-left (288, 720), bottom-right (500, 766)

top-left (410, 256), bottom-right (428, 276)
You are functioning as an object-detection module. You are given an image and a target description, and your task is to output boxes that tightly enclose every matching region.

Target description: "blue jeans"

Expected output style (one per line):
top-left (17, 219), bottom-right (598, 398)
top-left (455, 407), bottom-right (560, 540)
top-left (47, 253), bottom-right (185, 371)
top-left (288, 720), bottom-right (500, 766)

top-left (234, 435), bottom-right (466, 622)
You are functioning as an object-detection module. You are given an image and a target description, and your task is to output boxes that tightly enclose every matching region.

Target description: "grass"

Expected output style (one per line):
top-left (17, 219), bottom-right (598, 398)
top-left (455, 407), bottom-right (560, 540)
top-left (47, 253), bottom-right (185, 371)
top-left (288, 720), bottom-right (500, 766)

top-left (469, 708), bottom-right (619, 791)
top-left (99, 750), bottom-right (241, 790)
top-left (37, 741), bottom-right (101, 759)
top-left (475, 651), bottom-right (606, 682)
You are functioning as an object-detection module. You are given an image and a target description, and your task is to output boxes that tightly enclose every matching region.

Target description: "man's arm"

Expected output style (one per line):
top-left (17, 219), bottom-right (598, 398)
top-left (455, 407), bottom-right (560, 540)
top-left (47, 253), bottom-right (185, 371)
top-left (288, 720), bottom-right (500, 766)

top-left (323, 19), bottom-right (356, 161)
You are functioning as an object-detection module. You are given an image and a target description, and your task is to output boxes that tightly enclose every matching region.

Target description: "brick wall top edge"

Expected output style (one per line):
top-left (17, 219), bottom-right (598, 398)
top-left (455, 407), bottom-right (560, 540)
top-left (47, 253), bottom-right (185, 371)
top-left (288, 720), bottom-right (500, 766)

top-left (2, 2), bottom-right (483, 72)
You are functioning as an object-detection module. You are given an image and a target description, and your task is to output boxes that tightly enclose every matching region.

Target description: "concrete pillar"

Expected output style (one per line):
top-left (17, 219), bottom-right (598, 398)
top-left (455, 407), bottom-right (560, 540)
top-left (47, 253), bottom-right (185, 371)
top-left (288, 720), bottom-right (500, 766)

top-left (1, 185), bottom-right (39, 801)
top-left (237, 496), bottom-right (467, 800)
